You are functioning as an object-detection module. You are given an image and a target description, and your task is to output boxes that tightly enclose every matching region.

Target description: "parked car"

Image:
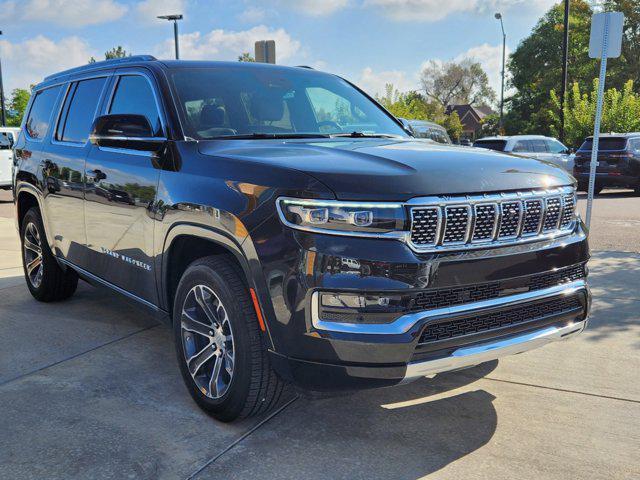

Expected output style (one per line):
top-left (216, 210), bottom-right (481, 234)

top-left (473, 135), bottom-right (574, 172)
top-left (403, 119), bottom-right (452, 144)
top-left (573, 133), bottom-right (640, 194)
top-left (14, 56), bottom-right (590, 422)
top-left (0, 127), bottom-right (21, 190)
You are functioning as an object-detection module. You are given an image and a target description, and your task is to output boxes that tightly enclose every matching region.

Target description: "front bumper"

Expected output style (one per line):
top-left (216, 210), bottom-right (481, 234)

top-left (250, 216), bottom-right (591, 391)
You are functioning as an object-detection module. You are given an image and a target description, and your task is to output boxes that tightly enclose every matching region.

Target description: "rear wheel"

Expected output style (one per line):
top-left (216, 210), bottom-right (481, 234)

top-left (173, 255), bottom-right (288, 422)
top-left (20, 207), bottom-right (78, 302)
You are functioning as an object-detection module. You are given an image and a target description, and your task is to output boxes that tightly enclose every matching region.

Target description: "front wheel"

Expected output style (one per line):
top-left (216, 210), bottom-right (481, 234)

top-left (173, 255), bottom-right (288, 422)
top-left (20, 207), bottom-right (78, 302)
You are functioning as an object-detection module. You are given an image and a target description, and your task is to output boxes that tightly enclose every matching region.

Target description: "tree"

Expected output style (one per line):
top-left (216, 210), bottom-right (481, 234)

top-left (377, 83), bottom-right (465, 141)
top-left (419, 59), bottom-right (496, 108)
top-left (506, 0), bottom-right (597, 135)
top-left (604, 1), bottom-right (640, 86)
top-left (6, 88), bottom-right (31, 127)
top-left (549, 79), bottom-right (640, 147)
top-left (238, 52), bottom-right (255, 62)
top-left (89, 46), bottom-right (130, 63)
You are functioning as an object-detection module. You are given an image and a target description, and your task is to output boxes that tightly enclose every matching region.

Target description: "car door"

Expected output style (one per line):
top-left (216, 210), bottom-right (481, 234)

top-left (545, 139), bottom-right (573, 171)
top-left (42, 75), bottom-right (111, 266)
top-left (83, 69), bottom-right (165, 304)
top-left (511, 140), bottom-right (535, 158)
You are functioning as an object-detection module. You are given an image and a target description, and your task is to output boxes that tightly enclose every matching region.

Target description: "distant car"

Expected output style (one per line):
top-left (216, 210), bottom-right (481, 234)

top-left (404, 119), bottom-right (452, 144)
top-left (573, 132), bottom-right (640, 194)
top-left (0, 127), bottom-right (20, 190)
top-left (473, 135), bottom-right (574, 172)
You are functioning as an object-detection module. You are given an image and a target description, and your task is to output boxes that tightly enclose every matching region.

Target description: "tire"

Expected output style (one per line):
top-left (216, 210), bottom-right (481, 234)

top-left (20, 207), bottom-right (78, 302)
top-left (173, 255), bottom-right (288, 422)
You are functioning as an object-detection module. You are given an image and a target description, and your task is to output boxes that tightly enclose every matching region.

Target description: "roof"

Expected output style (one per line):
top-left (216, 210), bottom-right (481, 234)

top-left (585, 132), bottom-right (640, 139)
top-left (445, 104), bottom-right (495, 120)
top-left (38, 56), bottom-right (333, 89)
top-left (476, 135), bottom-right (554, 141)
top-left (406, 119), bottom-right (445, 130)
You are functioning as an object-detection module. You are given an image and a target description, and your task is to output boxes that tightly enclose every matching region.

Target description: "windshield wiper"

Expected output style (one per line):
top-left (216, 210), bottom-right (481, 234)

top-left (211, 133), bottom-right (330, 140)
top-left (330, 132), bottom-right (403, 139)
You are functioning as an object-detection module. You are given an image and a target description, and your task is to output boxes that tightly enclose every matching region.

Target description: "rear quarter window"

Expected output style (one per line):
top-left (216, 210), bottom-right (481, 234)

top-left (473, 140), bottom-right (507, 151)
top-left (25, 86), bottom-right (62, 140)
top-left (579, 137), bottom-right (628, 151)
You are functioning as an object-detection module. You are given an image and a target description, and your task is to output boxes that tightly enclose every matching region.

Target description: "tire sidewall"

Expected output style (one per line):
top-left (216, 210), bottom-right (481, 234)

top-left (172, 263), bottom-right (254, 418)
top-left (21, 208), bottom-right (52, 298)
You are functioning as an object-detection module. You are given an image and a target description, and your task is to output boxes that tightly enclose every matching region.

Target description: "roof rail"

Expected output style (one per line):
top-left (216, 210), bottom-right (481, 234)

top-left (43, 55), bottom-right (158, 81)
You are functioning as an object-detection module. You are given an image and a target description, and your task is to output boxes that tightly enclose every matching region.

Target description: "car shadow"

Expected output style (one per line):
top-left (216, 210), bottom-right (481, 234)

top-left (201, 361), bottom-right (499, 479)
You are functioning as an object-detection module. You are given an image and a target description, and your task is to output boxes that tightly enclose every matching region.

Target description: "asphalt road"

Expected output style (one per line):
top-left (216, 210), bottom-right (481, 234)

top-left (2, 188), bottom-right (639, 252)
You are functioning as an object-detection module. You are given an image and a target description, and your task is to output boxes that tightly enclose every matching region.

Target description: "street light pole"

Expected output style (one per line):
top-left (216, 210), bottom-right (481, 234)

top-left (559, 0), bottom-right (570, 144)
top-left (157, 14), bottom-right (183, 60)
top-left (0, 31), bottom-right (6, 127)
top-left (495, 13), bottom-right (506, 132)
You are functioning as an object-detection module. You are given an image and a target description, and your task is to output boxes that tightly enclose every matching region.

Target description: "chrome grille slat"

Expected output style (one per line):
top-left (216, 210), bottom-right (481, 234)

top-left (408, 186), bottom-right (576, 252)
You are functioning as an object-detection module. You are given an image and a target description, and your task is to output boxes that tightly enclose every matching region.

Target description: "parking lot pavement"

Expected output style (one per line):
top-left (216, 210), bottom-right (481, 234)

top-left (1, 189), bottom-right (639, 479)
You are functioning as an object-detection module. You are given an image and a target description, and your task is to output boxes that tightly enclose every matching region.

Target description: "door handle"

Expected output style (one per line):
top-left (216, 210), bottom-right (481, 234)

top-left (86, 169), bottom-right (106, 181)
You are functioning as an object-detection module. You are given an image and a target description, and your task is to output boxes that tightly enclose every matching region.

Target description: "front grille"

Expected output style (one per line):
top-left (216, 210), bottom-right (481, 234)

top-left (408, 263), bottom-right (586, 313)
top-left (409, 186), bottom-right (576, 252)
top-left (418, 295), bottom-right (583, 344)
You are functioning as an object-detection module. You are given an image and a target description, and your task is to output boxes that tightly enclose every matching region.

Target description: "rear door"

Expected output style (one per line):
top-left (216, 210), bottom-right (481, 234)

top-left (84, 69), bottom-right (165, 304)
top-left (43, 74), bottom-right (110, 266)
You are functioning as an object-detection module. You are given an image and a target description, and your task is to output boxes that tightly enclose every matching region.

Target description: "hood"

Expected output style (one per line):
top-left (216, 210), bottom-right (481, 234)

top-left (198, 138), bottom-right (574, 201)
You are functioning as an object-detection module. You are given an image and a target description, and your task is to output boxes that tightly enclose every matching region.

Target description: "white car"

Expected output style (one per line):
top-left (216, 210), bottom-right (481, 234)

top-left (473, 135), bottom-right (574, 172)
top-left (0, 127), bottom-right (20, 190)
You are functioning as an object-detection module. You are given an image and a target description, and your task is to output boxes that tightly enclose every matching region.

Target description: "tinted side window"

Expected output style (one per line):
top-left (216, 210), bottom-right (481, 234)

top-left (59, 77), bottom-right (107, 143)
top-left (25, 86), bottom-right (62, 140)
top-left (547, 139), bottom-right (566, 153)
top-left (109, 76), bottom-right (161, 135)
top-left (512, 140), bottom-right (530, 152)
top-left (530, 139), bottom-right (548, 152)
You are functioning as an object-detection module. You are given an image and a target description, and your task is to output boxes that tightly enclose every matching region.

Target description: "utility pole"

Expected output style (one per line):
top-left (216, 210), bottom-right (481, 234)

top-left (0, 31), bottom-right (6, 126)
top-left (559, 0), bottom-right (570, 144)
top-left (158, 14), bottom-right (183, 60)
top-left (495, 13), bottom-right (506, 131)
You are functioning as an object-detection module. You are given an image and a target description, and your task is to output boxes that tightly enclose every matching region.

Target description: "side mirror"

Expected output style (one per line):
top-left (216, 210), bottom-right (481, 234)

top-left (89, 114), bottom-right (166, 152)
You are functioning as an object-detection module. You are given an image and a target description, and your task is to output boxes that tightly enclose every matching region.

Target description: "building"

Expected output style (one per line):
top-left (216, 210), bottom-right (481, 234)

top-left (445, 104), bottom-right (495, 141)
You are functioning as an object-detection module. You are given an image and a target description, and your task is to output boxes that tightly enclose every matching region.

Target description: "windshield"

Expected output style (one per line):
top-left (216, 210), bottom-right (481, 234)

top-left (170, 66), bottom-right (408, 140)
top-left (473, 140), bottom-right (507, 151)
top-left (579, 137), bottom-right (628, 151)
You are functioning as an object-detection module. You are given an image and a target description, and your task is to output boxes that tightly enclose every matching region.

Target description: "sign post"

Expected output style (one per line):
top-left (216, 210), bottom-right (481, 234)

top-left (585, 11), bottom-right (624, 228)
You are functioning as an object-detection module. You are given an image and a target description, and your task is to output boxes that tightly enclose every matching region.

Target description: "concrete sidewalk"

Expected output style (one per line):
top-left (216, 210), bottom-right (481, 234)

top-left (0, 215), bottom-right (638, 480)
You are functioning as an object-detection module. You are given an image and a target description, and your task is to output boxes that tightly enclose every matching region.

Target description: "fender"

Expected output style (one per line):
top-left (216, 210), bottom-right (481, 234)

top-left (14, 182), bottom-right (52, 247)
top-left (159, 222), bottom-right (277, 351)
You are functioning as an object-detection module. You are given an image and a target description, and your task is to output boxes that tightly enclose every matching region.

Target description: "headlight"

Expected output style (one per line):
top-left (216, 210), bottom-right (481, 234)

top-left (277, 197), bottom-right (407, 236)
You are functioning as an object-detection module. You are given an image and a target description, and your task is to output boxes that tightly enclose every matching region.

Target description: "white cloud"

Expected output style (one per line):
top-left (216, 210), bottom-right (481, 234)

top-left (0, 35), bottom-right (94, 92)
top-left (0, 0), bottom-right (128, 27)
top-left (156, 25), bottom-right (301, 63)
top-left (273, 0), bottom-right (350, 16)
top-left (238, 6), bottom-right (268, 23)
top-left (136, 0), bottom-right (186, 23)
top-left (354, 66), bottom-right (417, 97)
top-left (363, 0), bottom-right (556, 22)
top-left (455, 43), bottom-right (512, 97)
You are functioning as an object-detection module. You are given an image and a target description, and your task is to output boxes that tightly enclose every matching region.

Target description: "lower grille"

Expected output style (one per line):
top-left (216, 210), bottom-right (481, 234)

top-left (409, 263), bottom-right (586, 312)
top-left (418, 295), bottom-right (583, 344)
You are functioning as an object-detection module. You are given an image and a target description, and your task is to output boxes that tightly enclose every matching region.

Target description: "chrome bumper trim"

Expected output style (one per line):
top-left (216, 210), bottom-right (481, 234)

top-left (401, 319), bottom-right (587, 383)
top-left (312, 279), bottom-right (588, 335)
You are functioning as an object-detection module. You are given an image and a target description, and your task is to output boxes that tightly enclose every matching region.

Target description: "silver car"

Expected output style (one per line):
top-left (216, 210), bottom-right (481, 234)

top-left (473, 135), bottom-right (574, 172)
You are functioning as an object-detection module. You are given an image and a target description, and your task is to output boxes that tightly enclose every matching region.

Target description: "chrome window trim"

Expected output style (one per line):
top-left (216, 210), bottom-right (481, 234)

top-left (311, 279), bottom-right (587, 335)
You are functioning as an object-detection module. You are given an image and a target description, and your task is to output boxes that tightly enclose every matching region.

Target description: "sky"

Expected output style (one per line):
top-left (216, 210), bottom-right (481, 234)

top-left (0, 0), bottom-right (561, 100)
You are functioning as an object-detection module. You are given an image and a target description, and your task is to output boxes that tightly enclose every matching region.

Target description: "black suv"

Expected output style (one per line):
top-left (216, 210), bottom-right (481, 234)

top-left (12, 56), bottom-right (590, 422)
top-left (573, 132), bottom-right (640, 194)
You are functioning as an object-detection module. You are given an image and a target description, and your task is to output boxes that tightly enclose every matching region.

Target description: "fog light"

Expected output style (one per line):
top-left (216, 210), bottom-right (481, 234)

top-left (318, 292), bottom-right (409, 324)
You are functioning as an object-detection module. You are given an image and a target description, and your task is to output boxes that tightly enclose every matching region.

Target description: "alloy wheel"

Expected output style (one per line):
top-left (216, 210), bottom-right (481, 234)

top-left (180, 285), bottom-right (235, 399)
top-left (23, 222), bottom-right (44, 289)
